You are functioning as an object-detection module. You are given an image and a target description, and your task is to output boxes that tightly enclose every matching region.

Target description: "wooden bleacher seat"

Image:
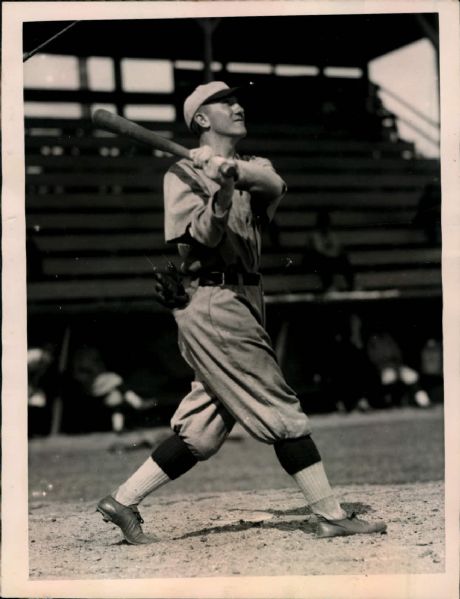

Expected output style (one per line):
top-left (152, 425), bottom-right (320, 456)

top-left (274, 210), bottom-right (416, 228)
top-left (27, 212), bottom-right (165, 231)
top-left (26, 192), bottom-right (161, 210)
top-left (25, 116), bottom-right (441, 313)
top-left (261, 247), bottom-right (441, 272)
top-left (278, 228), bottom-right (427, 248)
top-left (262, 268), bottom-right (441, 295)
top-left (33, 232), bottom-right (166, 253)
top-left (281, 191), bottom-right (422, 209)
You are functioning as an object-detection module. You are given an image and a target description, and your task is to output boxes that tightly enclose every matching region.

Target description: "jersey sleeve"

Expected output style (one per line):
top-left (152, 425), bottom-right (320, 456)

top-left (163, 161), bottom-right (230, 247)
top-left (241, 155), bottom-right (287, 222)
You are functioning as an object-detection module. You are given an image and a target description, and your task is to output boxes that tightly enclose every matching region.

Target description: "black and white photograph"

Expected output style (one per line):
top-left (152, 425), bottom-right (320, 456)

top-left (2, 1), bottom-right (459, 598)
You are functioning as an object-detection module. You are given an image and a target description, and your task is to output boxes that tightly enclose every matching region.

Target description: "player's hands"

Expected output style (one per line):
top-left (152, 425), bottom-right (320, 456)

top-left (190, 146), bottom-right (238, 187)
top-left (190, 145), bottom-right (214, 167)
top-left (204, 157), bottom-right (238, 186)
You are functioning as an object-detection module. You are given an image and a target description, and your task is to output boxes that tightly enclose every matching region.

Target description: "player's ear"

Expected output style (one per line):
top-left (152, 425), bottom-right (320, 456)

top-left (194, 109), bottom-right (210, 130)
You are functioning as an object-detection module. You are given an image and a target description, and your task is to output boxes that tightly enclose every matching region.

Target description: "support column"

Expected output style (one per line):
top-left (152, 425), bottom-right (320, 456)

top-left (113, 56), bottom-right (124, 116)
top-left (197, 18), bottom-right (221, 83)
top-left (78, 56), bottom-right (90, 119)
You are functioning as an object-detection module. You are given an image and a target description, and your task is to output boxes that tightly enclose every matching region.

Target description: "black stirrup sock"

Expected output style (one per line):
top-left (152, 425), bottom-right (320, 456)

top-left (151, 434), bottom-right (198, 480)
top-left (274, 435), bottom-right (322, 475)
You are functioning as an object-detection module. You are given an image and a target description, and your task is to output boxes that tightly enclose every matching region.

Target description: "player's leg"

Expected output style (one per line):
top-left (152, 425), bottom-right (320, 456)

top-left (176, 285), bottom-right (386, 537)
top-left (273, 435), bottom-right (386, 537)
top-left (97, 380), bottom-right (235, 544)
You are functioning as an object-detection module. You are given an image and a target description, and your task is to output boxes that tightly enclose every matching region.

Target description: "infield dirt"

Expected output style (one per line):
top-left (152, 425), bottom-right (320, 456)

top-left (28, 406), bottom-right (445, 579)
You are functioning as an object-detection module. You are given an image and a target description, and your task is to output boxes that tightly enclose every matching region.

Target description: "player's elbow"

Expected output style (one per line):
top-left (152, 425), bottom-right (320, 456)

top-left (273, 176), bottom-right (287, 198)
top-left (256, 175), bottom-right (287, 200)
top-left (237, 160), bottom-right (287, 199)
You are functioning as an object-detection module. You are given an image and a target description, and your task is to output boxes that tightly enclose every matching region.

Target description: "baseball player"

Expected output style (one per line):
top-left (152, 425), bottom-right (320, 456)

top-left (97, 81), bottom-right (387, 544)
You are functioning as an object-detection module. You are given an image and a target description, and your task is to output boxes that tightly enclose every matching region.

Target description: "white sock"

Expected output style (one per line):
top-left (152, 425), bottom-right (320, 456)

top-left (293, 461), bottom-right (346, 520)
top-left (114, 457), bottom-right (170, 506)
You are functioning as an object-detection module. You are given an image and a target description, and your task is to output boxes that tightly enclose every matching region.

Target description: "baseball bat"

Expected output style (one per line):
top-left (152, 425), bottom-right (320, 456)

top-left (92, 109), bottom-right (237, 178)
top-left (92, 109), bottom-right (190, 159)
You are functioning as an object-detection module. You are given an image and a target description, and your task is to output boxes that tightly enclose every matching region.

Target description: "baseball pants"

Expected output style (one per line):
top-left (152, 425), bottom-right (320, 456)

top-left (171, 281), bottom-right (311, 460)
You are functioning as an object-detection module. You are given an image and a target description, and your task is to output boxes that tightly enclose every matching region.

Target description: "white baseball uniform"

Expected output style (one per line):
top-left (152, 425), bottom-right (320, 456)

top-left (163, 156), bottom-right (311, 459)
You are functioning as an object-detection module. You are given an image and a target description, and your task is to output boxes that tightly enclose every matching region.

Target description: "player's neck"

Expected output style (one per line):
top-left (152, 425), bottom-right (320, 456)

top-left (200, 132), bottom-right (238, 158)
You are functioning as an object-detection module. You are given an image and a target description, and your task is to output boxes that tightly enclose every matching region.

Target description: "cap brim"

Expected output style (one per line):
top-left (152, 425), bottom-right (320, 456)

top-left (201, 86), bottom-right (241, 105)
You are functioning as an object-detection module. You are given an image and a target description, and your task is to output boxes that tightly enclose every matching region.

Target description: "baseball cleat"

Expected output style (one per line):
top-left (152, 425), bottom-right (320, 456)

top-left (97, 495), bottom-right (157, 545)
top-left (316, 511), bottom-right (387, 538)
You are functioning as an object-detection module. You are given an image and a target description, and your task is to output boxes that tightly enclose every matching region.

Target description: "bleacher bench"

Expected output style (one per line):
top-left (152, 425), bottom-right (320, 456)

top-left (25, 117), bottom-right (441, 313)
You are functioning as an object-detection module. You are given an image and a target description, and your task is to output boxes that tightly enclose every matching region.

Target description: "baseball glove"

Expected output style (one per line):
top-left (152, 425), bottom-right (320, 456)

top-left (151, 261), bottom-right (189, 309)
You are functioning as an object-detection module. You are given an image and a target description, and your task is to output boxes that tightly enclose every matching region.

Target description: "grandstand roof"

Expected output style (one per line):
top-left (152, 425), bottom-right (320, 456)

top-left (24, 13), bottom-right (437, 67)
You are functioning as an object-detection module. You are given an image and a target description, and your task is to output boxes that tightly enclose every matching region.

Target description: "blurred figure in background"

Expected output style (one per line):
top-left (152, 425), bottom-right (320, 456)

top-left (91, 371), bottom-right (157, 434)
top-left (62, 346), bottom-right (156, 434)
top-left (419, 337), bottom-right (443, 404)
top-left (303, 209), bottom-right (355, 292)
top-left (28, 345), bottom-right (57, 436)
top-left (366, 330), bottom-right (431, 409)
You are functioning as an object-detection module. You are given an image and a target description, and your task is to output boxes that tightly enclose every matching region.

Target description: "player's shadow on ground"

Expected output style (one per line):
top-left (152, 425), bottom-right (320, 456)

top-left (172, 502), bottom-right (373, 540)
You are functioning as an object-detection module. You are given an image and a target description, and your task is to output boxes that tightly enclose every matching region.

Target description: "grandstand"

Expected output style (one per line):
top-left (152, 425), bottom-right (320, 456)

top-left (23, 15), bottom-right (442, 430)
top-left (25, 111), bottom-right (440, 310)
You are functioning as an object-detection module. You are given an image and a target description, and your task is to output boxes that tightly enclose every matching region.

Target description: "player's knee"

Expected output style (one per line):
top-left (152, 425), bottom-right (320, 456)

top-left (252, 423), bottom-right (287, 443)
top-left (235, 415), bottom-right (280, 444)
top-left (188, 436), bottom-right (223, 460)
top-left (171, 422), bottom-right (229, 460)
top-left (243, 411), bottom-right (310, 445)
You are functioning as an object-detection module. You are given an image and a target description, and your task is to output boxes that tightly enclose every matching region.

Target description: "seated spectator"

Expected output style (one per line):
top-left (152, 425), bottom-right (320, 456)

top-left (303, 209), bottom-right (355, 292)
top-left (62, 345), bottom-right (156, 433)
top-left (366, 330), bottom-right (431, 409)
top-left (91, 371), bottom-right (157, 434)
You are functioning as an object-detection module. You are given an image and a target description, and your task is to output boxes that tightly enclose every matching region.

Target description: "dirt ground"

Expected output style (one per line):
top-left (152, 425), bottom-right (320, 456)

top-left (28, 406), bottom-right (445, 579)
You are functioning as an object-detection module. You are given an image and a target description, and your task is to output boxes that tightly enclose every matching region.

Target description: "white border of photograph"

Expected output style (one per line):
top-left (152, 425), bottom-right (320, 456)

top-left (2, 1), bottom-right (459, 598)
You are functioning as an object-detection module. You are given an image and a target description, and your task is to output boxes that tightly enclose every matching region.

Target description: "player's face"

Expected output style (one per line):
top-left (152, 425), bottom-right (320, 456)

top-left (203, 96), bottom-right (247, 138)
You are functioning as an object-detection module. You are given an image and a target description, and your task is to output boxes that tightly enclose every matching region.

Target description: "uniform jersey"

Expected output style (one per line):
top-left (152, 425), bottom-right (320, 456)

top-left (163, 155), bottom-right (284, 274)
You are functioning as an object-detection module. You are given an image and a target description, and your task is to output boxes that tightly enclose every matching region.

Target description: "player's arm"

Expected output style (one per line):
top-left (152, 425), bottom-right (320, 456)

top-left (235, 156), bottom-right (286, 222)
top-left (191, 148), bottom-right (286, 222)
top-left (192, 147), bottom-right (285, 200)
top-left (234, 157), bottom-right (286, 201)
top-left (190, 147), bottom-right (236, 216)
top-left (163, 164), bottom-right (234, 248)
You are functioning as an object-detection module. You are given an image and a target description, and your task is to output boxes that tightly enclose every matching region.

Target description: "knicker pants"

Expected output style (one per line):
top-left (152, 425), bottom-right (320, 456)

top-left (171, 282), bottom-right (311, 460)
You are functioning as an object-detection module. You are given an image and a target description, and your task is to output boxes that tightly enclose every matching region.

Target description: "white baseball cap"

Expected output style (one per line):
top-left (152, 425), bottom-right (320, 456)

top-left (183, 81), bottom-right (239, 130)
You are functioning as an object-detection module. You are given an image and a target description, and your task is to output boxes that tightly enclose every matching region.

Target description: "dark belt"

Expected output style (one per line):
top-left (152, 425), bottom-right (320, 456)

top-left (197, 271), bottom-right (261, 286)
